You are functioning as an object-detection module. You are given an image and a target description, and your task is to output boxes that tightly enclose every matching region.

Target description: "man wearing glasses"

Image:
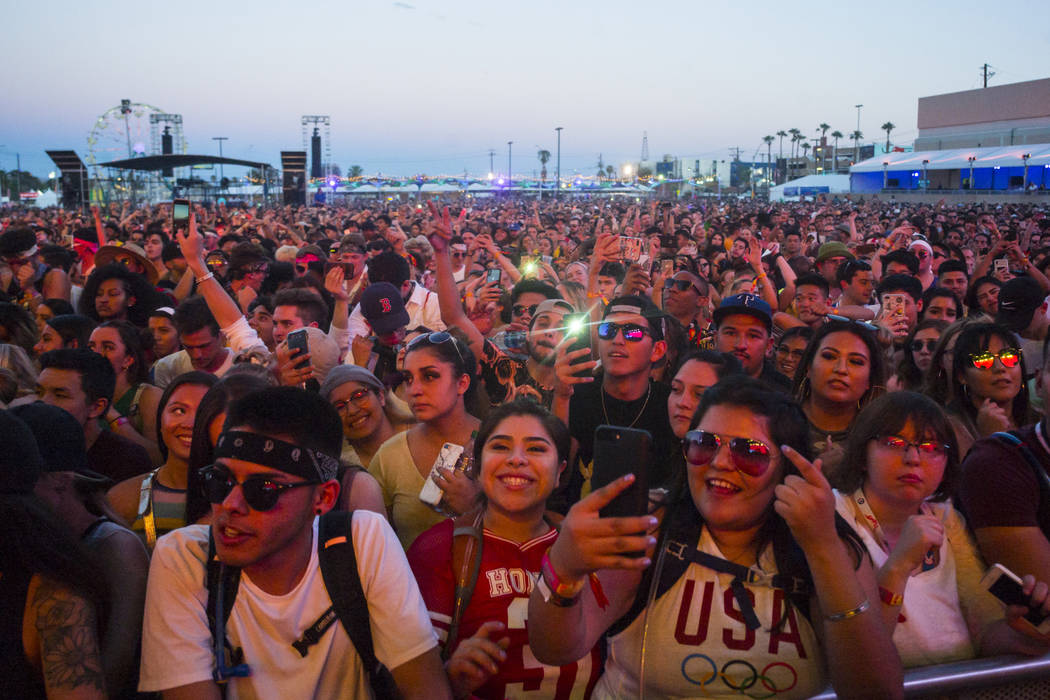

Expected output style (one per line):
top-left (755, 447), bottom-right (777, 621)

top-left (448, 236), bottom-right (469, 282)
top-left (139, 387), bottom-right (448, 699)
top-left (660, 271), bottom-right (711, 349)
top-left (908, 239), bottom-right (937, 291)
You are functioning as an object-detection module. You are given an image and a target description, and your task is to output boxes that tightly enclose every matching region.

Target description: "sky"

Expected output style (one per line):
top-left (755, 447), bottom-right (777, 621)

top-left (4, 0), bottom-right (1049, 182)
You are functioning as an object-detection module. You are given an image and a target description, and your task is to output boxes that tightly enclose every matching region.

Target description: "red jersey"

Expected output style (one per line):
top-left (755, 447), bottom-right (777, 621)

top-left (408, 519), bottom-right (600, 699)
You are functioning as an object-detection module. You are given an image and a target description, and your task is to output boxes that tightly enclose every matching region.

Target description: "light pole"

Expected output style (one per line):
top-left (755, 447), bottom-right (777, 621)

top-left (883, 161), bottom-right (889, 189)
top-left (922, 159), bottom-right (929, 191)
top-left (854, 104), bottom-right (863, 164)
top-left (507, 141), bottom-right (513, 194)
top-left (555, 127), bottom-right (562, 199)
top-left (213, 137), bottom-right (229, 184)
top-left (1023, 153), bottom-right (1031, 191)
top-left (968, 156), bottom-right (976, 190)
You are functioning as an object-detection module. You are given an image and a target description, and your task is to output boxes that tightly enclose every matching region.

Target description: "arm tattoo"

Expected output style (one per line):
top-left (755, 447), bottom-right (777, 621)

top-left (32, 576), bottom-right (106, 693)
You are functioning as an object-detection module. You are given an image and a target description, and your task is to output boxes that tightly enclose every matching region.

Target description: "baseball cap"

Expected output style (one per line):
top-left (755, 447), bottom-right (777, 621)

top-left (10, 402), bottom-right (112, 489)
top-left (996, 276), bottom-right (1047, 332)
top-left (360, 282), bottom-right (410, 336)
top-left (602, 295), bottom-right (665, 340)
top-left (816, 241), bottom-right (855, 263)
top-left (713, 293), bottom-right (773, 330)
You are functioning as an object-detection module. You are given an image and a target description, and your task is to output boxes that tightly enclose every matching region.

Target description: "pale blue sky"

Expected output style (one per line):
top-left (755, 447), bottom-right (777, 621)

top-left (4, 0), bottom-right (1049, 180)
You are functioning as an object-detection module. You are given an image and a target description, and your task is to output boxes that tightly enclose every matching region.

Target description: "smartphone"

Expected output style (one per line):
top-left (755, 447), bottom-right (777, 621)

top-left (882, 293), bottom-right (907, 317)
top-left (172, 198), bottom-right (190, 230)
top-left (660, 258), bottom-right (675, 277)
top-left (993, 257), bottom-right (1009, 276)
top-left (592, 425), bottom-right (652, 521)
top-left (325, 261), bottom-right (355, 278)
top-left (486, 268), bottom-right (502, 284)
top-left (564, 313), bottom-right (592, 379)
top-left (520, 256), bottom-right (537, 275)
top-left (659, 233), bottom-right (677, 249)
top-left (980, 563), bottom-right (1050, 632)
top-left (619, 236), bottom-right (643, 263)
top-left (419, 442), bottom-right (465, 507)
top-left (286, 328), bottom-right (310, 370)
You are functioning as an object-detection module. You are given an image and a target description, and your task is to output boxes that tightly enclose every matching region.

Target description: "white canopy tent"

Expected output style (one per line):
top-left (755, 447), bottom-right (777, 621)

top-left (769, 174), bottom-right (851, 202)
top-left (851, 144), bottom-right (1050, 173)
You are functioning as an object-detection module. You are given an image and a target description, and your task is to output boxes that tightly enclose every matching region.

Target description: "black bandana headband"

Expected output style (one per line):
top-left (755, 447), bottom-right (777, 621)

top-left (214, 430), bottom-right (339, 482)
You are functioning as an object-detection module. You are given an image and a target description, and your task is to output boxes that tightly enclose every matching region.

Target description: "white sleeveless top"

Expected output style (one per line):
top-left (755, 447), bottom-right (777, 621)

top-left (594, 527), bottom-right (825, 699)
top-left (833, 491), bottom-right (977, 667)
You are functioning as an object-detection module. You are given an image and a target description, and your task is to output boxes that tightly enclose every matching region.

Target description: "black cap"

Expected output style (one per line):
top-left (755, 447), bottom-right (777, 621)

top-left (602, 294), bottom-right (665, 340)
top-left (0, 410), bottom-right (44, 494)
top-left (11, 402), bottom-right (112, 489)
top-left (360, 282), bottom-right (409, 335)
top-left (997, 276), bottom-right (1047, 333)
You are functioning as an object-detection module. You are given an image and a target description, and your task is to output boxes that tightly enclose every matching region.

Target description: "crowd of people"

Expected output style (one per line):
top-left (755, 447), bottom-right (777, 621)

top-left (3, 192), bottom-right (1050, 698)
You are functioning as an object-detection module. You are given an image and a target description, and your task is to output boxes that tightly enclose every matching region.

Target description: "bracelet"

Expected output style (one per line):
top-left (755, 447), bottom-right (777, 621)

top-left (823, 598), bottom-right (870, 622)
top-left (196, 271), bottom-right (215, 284)
top-left (878, 586), bottom-right (904, 607)
top-left (540, 549), bottom-right (586, 603)
top-left (109, 416), bottom-right (129, 429)
top-left (535, 569), bottom-right (579, 607)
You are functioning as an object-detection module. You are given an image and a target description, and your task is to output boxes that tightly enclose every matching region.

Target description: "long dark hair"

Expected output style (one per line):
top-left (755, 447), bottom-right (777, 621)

top-left (791, 319), bottom-right (886, 408)
top-left (182, 371), bottom-right (274, 524)
top-left (403, 330), bottom-right (480, 412)
top-left (95, 319), bottom-right (152, 385)
top-left (154, 371), bottom-right (219, 461)
top-left (838, 392), bottom-right (959, 501)
top-left (894, 319), bottom-right (949, 392)
top-left (471, 398), bottom-right (570, 469)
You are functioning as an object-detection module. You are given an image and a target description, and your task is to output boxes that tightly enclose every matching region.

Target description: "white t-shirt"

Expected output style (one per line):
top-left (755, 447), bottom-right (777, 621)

top-left (139, 512), bottom-right (437, 698)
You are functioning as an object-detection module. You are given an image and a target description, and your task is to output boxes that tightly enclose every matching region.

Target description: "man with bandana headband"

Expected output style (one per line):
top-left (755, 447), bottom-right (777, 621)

top-left (139, 386), bottom-right (449, 699)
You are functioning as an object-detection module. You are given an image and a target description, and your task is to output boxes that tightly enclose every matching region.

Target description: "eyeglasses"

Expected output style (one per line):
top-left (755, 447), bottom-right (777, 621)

top-left (876, 435), bottom-right (948, 457)
top-left (451, 249), bottom-right (468, 258)
top-left (669, 278), bottom-right (702, 294)
top-left (512, 304), bottom-right (539, 318)
top-left (295, 264), bottom-right (310, 274)
top-left (968, 348), bottom-right (1021, 370)
top-left (683, 430), bottom-right (773, 477)
top-left (597, 321), bottom-right (652, 342)
top-left (331, 388), bottom-right (373, 413)
top-left (910, 339), bottom-right (939, 353)
top-left (201, 465), bottom-right (319, 511)
top-left (406, 330), bottom-right (465, 366)
top-left (206, 257), bottom-right (227, 269)
top-left (776, 345), bottom-right (805, 359)
top-left (247, 263), bottom-right (268, 275)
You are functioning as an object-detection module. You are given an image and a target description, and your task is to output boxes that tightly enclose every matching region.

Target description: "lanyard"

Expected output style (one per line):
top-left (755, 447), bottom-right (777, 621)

top-left (850, 488), bottom-right (939, 571)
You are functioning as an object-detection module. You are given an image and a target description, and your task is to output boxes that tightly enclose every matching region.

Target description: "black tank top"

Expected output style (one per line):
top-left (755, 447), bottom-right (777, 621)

top-left (0, 567), bottom-right (47, 699)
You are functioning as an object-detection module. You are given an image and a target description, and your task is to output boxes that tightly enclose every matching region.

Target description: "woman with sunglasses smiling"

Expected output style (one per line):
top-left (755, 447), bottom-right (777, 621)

top-left (408, 399), bottom-right (603, 698)
top-left (529, 376), bottom-right (902, 698)
top-left (835, 392), bottom-right (1050, 665)
top-left (369, 330), bottom-right (481, 550)
top-left (945, 322), bottom-right (1030, 457)
top-left (791, 319), bottom-right (886, 485)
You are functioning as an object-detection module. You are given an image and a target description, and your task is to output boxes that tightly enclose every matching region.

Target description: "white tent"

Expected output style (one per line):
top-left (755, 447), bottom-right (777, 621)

top-left (850, 144), bottom-right (1050, 173)
top-left (769, 174), bottom-right (851, 202)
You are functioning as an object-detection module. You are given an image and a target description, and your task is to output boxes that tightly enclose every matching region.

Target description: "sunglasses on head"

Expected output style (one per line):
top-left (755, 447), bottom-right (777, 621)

top-left (683, 430), bottom-right (773, 477)
top-left (910, 339), bottom-right (939, 353)
top-left (512, 304), bottom-right (539, 318)
top-left (597, 321), bottom-right (652, 342)
top-left (968, 348), bottom-right (1021, 370)
top-left (201, 465), bottom-right (319, 511)
top-left (406, 330), bottom-right (465, 365)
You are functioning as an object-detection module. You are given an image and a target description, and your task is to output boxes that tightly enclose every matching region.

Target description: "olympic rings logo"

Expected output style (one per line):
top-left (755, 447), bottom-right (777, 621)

top-left (680, 654), bottom-right (798, 698)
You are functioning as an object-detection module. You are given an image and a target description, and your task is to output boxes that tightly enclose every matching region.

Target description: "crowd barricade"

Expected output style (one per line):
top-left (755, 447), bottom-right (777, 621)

top-left (810, 653), bottom-right (1050, 699)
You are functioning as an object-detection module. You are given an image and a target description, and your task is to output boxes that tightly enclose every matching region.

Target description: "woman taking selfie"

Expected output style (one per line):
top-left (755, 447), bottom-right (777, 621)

top-left (791, 319), bottom-right (886, 485)
top-left (528, 376), bottom-right (902, 699)
top-left (408, 399), bottom-right (602, 699)
top-left (369, 331), bottom-right (481, 550)
top-left (835, 391), bottom-right (1050, 665)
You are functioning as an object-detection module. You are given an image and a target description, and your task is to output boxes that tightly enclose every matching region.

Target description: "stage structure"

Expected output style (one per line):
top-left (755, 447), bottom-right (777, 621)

top-left (96, 154), bottom-right (276, 205)
top-left (281, 151), bottom-right (307, 205)
top-left (45, 150), bottom-right (89, 211)
top-left (301, 116), bottom-right (331, 180)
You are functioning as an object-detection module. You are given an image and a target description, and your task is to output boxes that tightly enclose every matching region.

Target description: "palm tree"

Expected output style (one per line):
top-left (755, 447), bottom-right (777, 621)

top-left (818, 123), bottom-right (831, 171)
top-left (830, 131), bottom-right (843, 173)
top-left (776, 130), bottom-right (788, 159)
top-left (762, 135), bottom-right (774, 183)
top-left (537, 149), bottom-right (551, 183)
top-left (801, 142), bottom-right (812, 174)
top-left (348, 165), bottom-right (364, 178)
top-left (881, 122), bottom-right (895, 151)
top-left (605, 165), bottom-right (614, 180)
top-left (851, 130), bottom-right (863, 164)
top-left (788, 128), bottom-right (801, 160)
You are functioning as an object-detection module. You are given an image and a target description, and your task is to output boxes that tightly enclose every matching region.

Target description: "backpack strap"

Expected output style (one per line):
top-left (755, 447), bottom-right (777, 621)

top-left (317, 510), bottom-right (399, 699)
top-left (445, 509), bottom-right (485, 660)
top-left (991, 431), bottom-right (1050, 530)
top-left (205, 529), bottom-right (250, 684)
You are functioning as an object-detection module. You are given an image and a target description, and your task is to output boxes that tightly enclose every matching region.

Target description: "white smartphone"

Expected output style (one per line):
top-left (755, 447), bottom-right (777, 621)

top-left (980, 563), bottom-right (1050, 634)
top-left (993, 257), bottom-right (1009, 276)
top-left (418, 442), bottom-right (465, 506)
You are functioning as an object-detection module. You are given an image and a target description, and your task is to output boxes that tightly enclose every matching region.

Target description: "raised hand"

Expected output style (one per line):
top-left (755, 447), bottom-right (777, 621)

top-left (775, 445), bottom-right (838, 553)
top-left (976, 398), bottom-right (1012, 436)
top-left (427, 202), bottom-right (466, 251)
top-left (885, 514), bottom-right (944, 577)
top-left (324, 265), bottom-right (348, 302)
top-left (547, 475), bottom-right (658, 583)
top-left (447, 621), bottom-right (511, 698)
top-left (553, 343), bottom-right (596, 397)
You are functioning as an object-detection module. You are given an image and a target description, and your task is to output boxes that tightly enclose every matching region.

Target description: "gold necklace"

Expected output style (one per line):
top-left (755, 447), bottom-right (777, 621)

top-left (601, 381), bottom-right (652, 428)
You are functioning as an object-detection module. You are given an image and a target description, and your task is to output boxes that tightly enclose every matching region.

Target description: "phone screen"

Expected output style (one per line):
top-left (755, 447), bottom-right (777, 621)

top-left (172, 199), bottom-right (190, 227)
top-left (486, 268), bottom-right (502, 284)
top-left (286, 328), bottom-right (310, 369)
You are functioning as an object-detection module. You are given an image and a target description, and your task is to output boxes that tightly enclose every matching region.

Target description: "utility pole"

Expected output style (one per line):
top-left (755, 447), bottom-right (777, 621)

top-left (213, 137), bottom-right (229, 182)
top-left (488, 149), bottom-right (495, 175)
top-left (555, 127), bottom-right (563, 200)
top-left (507, 141), bottom-right (513, 193)
top-left (982, 63), bottom-right (995, 88)
top-left (729, 147), bottom-right (742, 161)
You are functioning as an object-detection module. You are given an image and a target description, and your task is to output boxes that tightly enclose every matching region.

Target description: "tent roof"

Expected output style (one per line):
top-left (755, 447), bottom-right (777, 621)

top-left (850, 144), bottom-right (1050, 173)
top-left (97, 154), bottom-right (272, 171)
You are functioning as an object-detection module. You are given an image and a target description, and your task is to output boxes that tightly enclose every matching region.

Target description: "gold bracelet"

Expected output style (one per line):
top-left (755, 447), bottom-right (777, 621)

top-left (824, 598), bottom-right (870, 622)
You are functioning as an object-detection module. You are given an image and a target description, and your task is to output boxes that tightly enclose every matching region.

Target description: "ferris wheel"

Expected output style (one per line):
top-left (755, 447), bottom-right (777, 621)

top-left (86, 101), bottom-right (167, 169)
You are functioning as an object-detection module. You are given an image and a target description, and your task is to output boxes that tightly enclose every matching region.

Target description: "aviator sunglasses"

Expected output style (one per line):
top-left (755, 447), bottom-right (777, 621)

top-left (967, 348), bottom-right (1021, 370)
top-left (683, 430), bottom-right (772, 477)
top-left (201, 465), bottom-right (319, 511)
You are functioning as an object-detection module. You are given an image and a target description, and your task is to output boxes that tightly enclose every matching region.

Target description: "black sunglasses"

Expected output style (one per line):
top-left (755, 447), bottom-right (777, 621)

top-left (202, 465), bottom-right (319, 512)
top-left (512, 304), bottom-right (539, 318)
top-left (597, 321), bottom-right (651, 342)
top-left (910, 339), bottom-right (938, 353)
top-left (669, 278), bottom-right (702, 294)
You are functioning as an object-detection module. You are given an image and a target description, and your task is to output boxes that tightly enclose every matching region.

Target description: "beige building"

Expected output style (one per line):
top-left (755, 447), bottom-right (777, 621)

top-left (915, 78), bottom-right (1050, 151)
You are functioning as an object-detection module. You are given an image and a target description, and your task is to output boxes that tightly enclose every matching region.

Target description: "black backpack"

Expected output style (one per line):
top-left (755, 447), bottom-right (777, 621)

top-left (206, 510), bottom-right (398, 698)
top-left (990, 431), bottom-right (1050, 534)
